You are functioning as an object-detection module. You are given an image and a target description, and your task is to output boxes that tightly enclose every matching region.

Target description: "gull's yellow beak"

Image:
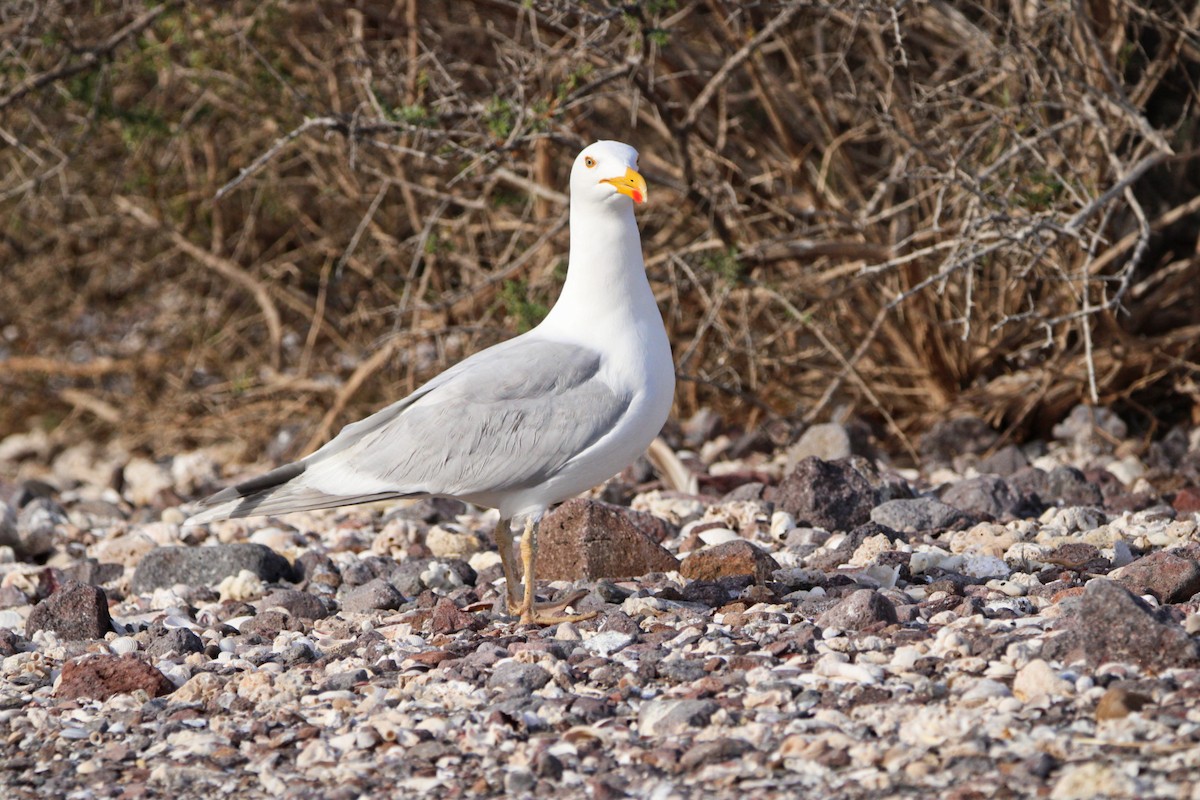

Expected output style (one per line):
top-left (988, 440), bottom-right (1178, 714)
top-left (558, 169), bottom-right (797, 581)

top-left (602, 167), bottom-right (648, 204)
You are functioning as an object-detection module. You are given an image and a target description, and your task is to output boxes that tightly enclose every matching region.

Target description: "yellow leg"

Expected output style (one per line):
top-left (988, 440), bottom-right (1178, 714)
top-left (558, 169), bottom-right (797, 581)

top-left (518, 517), bottom-right (538, 623)
top-left (493, 516), bottom-right (521, 612)
top-left (513, 516), bottom-right (596, 626)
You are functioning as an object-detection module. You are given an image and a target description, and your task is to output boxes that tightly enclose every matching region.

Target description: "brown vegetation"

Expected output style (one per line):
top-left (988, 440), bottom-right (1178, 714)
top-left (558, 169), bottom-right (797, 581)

top-left (2, 0), bottom-right (1198, 462)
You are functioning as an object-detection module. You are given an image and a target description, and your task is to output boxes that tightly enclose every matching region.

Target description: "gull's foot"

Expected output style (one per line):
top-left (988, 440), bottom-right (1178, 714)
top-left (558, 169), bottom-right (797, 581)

top-left (508, 589), bottom-right (598, 626)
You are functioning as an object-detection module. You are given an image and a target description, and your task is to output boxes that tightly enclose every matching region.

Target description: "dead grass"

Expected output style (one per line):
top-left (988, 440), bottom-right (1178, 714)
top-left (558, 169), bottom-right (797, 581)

top-left (1, 0), bottom-right (1199, 462)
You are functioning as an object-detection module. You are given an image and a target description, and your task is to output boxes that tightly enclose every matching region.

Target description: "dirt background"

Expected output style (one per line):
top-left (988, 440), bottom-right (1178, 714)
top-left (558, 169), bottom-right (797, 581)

top-left (2, 0), bottom-right (1199, 465)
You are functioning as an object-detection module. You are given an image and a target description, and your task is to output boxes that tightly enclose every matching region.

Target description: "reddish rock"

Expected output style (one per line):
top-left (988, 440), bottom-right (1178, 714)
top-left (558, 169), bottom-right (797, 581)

top-left (430, 597), bottom-right (481, 634)
top-left (537, 499), bottom-right (679, 580)
top-left (1073, 580), bottom-right (1200, 670)
top-left (1112, 551), bottom-right (1200, 604)
top-left (680, 540), bottom-right (778, 583)
top-left (1173, 486), bottom-right (1200, 515)
top-left (26, 580), bottom-right (112, 641)
top-left (56, 654), bottom-right (174, 701)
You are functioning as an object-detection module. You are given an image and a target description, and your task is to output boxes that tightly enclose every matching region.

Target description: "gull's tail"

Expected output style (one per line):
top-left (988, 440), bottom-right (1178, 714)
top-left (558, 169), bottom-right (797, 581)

top-left (184, 460), bottom-right (401, 525)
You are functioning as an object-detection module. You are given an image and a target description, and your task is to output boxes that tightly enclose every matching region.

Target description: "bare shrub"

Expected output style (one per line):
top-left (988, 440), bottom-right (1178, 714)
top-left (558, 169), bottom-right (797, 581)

top-left (1, 0), bottom-right (1198, 459)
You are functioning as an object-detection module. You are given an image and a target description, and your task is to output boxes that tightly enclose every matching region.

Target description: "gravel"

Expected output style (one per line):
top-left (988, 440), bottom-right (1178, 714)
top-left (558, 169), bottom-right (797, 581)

top-left (2, 406), bottom-right (1200, 798)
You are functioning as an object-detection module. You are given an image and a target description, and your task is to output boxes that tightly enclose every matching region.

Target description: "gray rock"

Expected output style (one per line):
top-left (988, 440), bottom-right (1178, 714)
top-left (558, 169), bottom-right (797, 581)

top-left (941, 475), bottom-right (1033, 520)
top-left (11, 496), bottom-right (66, 558)
top-left (146, 627), bottom-right (204, 659)
top-left (256, 589), bottom-right (331, 619)
top-left (321, 669), bottom-right (369, 691)
top-left (26, 580), bottom-right (113, 641)
top-left (638, 698), bottom-right (718, 737)
top-left (870, 497), bottom-right (977, 533)
top-left (976, 444), bottom-right (1030, 476)
top-left (774, 457), bottom-right (875, 532)
top-left (488, 661), bottom-right (551, 694)
top-left (132, 544), bottom-right (293, 592)
top-left (386, 558), bottom-right (476, 596)
top-left (816, 588), bottom-right (897, 631)
top-left (1053, 404), bottom-right (1127, 453)
top-left (1010, 466), bottom-right (1102, 508)
top-left (341, 578), bottom-right (405, 613)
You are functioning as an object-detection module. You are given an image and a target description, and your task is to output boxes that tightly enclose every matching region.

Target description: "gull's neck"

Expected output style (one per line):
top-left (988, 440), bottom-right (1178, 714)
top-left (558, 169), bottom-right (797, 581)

top-left (539, 199), bottom-right (656, 338)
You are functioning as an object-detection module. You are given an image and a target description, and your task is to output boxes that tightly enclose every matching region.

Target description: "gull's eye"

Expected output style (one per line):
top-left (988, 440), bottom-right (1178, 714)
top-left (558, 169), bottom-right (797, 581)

top-left (584, 156), bottom-right (596, 168)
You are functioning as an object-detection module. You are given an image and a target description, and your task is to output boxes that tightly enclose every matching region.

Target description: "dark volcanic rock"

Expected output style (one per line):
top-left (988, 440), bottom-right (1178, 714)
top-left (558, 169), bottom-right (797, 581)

top-left (1112, 551), bottom-right (1200, 604)
top-left (488, 660), bottom-right (551, 694)
top-left (680, 540), bottom-right (779, 583)
top-left (132, 544), bottom-right (293, 593)
top-left (56, 654), bottom-right (174, 700)
top-left (537, 499), bottom-right (679, 580)
top-left (430, 597), bottom-right (481, 633)
top-left (775, 457), bottom-right (875, 532)
top-left (26, 580), bottom-right (113, 641)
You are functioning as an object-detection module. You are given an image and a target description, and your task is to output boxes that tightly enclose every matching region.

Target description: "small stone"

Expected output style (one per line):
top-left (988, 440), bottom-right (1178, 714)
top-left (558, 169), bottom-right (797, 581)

top-left (583, 630), bottom-right (635, 657)
top-left (1112, 551), bottom-right (1200, 604)
top-left (536, 499), bottom-right (679, 580)
top-left (122, 457), bottom-right (176, 506)
top-left (679, 738), bottom-right (755, 769)
top-left (425, 525), bottom-right (481, 559)
top-left (1010, 466), bottom-right (1103, 508)
top-left (815, 589), bottom-right (897, 631)
top-left (145, 627), bottom-right (204, 659)
top-left (12, 497), bottom-right (67, 558)
top-left (0, 628), bottom-right (24, 657)
top-left (488, 661), bottom-right (551, 693)
top-left (1094, 686), bottom-right (1152, 721)
top-left (55, 654), bottom-right (174, 700)
top-left (976, 444), bottom-right (1029, 476)
top-left (638, 699), bottom-right (718, 737)
top-left (787, 423), bottom-right (851, 464)
top-left (26, 580), bottom-right (113, 641)
top-left (1012, 659), bottom-right (1072, 702)
top-left (257, 589), bottom-right (331, 620)
top-left (774, 457), bottom-right (875, 532)
top-left (430, 597), bottom-right (479, 633)
top-left (132, 544), bottom-right (293, 593)
top-left (870, 498), bottom-right (977, 534)
top-left (341, 578), bottom-right (405, 613)
top-left (680, 540), bottom-right (778, 583)
top-left (1174, 486), bottom-right (1200, 515)
top-left (941, 476), bottom-right (1033, 521)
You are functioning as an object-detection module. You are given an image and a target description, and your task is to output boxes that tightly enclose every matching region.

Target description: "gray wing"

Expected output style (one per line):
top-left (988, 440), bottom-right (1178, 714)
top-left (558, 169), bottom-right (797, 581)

top-left (309, 337), bottom-right (628, 496)
top-left (187, 337), bottom-right (626, 522)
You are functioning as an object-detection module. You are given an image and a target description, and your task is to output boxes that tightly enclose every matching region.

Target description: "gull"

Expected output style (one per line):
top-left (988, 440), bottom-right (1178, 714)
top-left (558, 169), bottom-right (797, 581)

top-left (186, 140), bottom-right (675, 625)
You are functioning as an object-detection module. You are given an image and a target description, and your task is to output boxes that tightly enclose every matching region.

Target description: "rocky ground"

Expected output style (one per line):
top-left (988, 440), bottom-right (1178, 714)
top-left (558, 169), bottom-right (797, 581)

top-left (2, 406), bottom-right (1200, 799)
